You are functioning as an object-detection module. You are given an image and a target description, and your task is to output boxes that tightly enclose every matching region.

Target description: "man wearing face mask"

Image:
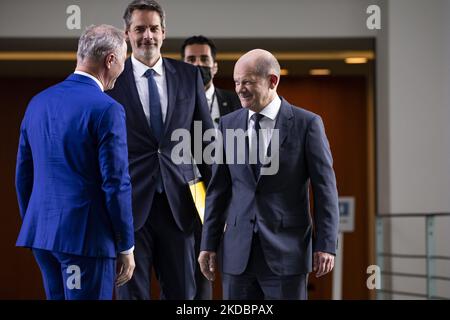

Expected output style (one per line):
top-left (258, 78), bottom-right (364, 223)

top-left (181, 36), bottom-right (241, 128)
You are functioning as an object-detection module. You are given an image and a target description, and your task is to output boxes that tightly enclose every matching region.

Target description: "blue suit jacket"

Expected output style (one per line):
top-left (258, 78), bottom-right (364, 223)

top-left (15, 74), bottom-right (134, 258)
top-left (201, 98), bottom-right (339, 275)
top-left (107, 58), bottom-right (214, 233)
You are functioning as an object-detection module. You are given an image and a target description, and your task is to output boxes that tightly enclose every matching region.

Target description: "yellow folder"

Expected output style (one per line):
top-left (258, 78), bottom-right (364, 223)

top-left (189, 179), bottom-right (206, 224)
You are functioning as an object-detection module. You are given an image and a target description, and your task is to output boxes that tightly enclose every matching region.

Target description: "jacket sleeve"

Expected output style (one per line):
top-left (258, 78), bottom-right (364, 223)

top-left (305, 115), bottom-right (339, 255)
top-left (15, 117), bottom-right (34, 219)
top-left (96, 102), bottom-right (134, 253)
top-left (192, 67), bottom-right (215, 186)
top-left (200, 120), bottom-right (231, 252)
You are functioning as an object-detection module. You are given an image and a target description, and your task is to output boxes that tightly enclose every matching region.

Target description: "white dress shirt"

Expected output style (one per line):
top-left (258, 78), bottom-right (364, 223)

top-left (205, 84), bottom-right (220, 127)
top-left (131, 54), bottom-right (168, 126)
top-left (74, 71), bottom-right (104, 91)
top-left (248, 95), bottom-right (281, 157)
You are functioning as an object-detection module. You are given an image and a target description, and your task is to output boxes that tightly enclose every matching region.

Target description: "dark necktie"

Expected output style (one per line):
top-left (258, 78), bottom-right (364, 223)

top-left (144, 69), bottom-right (164, 193)
top-left (144, 69), bottom-right (163, 142)
top-left (251, 113), bottom-right (264, 233)
top-left (251, 113), bottom-right (264, 178)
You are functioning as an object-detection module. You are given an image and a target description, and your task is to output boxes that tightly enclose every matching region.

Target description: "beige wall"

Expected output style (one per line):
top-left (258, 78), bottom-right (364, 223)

top-left (376, 0), bottom-right (450, 299)
top-left (0, 0), bottom-right (377, 38)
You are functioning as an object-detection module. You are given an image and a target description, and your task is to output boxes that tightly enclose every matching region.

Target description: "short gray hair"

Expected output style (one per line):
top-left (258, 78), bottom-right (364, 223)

top-left (77, 24), bottom-right (126, 62)
top-left (123, 0), bottom-right (166, 30)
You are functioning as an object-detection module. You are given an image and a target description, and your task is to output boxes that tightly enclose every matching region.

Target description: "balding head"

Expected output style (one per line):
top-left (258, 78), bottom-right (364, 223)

top-left (236, 49), bottom-right (281, 79)
top-left (233, 49), bottom-right (280, 112)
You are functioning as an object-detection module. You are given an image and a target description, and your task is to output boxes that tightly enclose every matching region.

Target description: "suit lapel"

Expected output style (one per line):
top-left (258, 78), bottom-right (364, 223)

top-left (233, 109), bottom-right (257, 183)
top-left (275, 98), bottom-right (294, 148)
top-left (162, 58), bottom-right (178, 141)
top-left (215, 88), bottom-right (229, 116)
top-left (257, 98), bottom-right (293, 184)
top-left (122, 58), bottom-right (155, 141)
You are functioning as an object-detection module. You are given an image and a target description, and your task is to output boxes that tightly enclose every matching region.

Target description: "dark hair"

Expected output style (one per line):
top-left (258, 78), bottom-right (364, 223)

top-left (123, 0), bottom-right (165, 30)
top-left (181, 35), bottom-right (217, 61)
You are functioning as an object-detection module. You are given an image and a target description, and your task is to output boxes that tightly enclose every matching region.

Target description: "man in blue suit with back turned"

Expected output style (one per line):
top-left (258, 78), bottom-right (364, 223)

top-left (15, 25), bottom-right (135, 300)
top-left (199, 49), bottom-right (339, 300)
top-left (107, 0), bottom-right (214, 299)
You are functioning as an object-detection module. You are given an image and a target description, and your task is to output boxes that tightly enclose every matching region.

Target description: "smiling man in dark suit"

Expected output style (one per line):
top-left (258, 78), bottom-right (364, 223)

top-left (199, 49), bottom-right (339, 300)
top-left (107, 0), bottom-right (214, 300)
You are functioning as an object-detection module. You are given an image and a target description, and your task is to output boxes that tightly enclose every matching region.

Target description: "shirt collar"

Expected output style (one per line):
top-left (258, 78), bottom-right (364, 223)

top-left (248, 95), bottom-right (281, 122)
top-left (205, 83), bottom-right (215, 101)
top-left (73, 70), bottom-right (104, 91)
top-left (131, 54), bottom-right (164, 78)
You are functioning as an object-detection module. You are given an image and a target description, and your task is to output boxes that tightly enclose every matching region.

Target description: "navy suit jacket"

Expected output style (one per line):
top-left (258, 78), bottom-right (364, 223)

top-left (107, 58), bottom-right (214, 233)
top-left (15, 74), bottom-right (134, 258)
top-left (201, 98), bottom-right (339, 275)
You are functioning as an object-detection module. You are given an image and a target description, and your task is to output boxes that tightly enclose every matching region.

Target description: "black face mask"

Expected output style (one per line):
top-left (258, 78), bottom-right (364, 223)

top-left (197, 66), bottom-right (212, 87)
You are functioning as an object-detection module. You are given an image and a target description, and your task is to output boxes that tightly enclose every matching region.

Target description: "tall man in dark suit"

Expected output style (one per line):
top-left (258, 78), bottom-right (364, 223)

top-left (181, 35), bottom-right (241, 127)
top-left (107, 0), bottom-right (214, 300)
top-left (181, 35), bottom-right (240, 300)
top-left (15, 24), bottom-right (135, 300)
top-left (199, 49), bottom-right (339, 300)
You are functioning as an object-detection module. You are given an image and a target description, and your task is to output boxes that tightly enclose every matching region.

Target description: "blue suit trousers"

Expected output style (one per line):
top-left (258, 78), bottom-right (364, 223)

top-left (32, 248), bottom-right (115, 300)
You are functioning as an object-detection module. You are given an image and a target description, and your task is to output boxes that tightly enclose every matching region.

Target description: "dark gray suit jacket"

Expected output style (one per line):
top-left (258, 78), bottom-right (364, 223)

top-left (201, 98), bottom-right (339, 275)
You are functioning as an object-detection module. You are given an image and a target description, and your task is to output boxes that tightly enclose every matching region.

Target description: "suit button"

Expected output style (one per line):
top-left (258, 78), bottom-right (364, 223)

top-left (157, 149), bottom-right (161, 154)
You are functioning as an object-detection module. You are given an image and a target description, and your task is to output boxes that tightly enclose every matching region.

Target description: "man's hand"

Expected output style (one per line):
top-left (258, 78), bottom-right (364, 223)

top-left (198, 251), bottom-right (216, 281)
top-left (313, 251), bottom-right (335, 278)
top-left (116, 252), bottom-right (135, 287)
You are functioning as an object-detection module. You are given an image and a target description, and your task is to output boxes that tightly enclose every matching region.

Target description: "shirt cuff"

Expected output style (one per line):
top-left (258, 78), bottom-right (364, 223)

top-left (120, 246), bottom-right (134, 255)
